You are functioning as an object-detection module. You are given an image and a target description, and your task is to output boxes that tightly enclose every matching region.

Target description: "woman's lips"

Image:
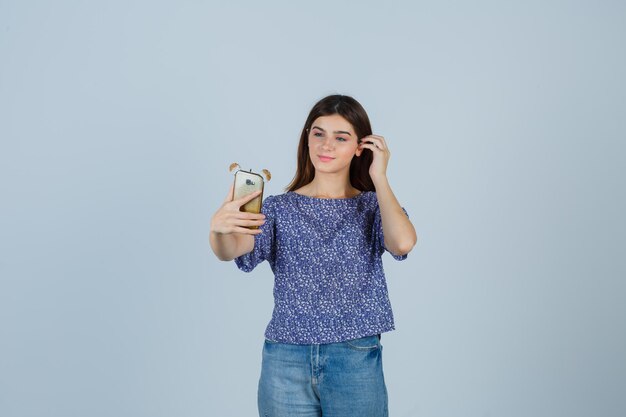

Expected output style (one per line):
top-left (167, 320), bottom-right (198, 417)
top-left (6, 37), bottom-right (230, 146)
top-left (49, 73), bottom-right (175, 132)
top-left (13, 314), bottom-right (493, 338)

top-left (318, 155), bottom-right (335, 162)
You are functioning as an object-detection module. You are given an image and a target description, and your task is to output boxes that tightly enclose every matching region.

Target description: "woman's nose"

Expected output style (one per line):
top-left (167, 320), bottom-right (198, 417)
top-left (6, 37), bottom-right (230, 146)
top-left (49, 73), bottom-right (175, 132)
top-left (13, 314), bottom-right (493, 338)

top-left (321, 137), bottom-right (334, 150)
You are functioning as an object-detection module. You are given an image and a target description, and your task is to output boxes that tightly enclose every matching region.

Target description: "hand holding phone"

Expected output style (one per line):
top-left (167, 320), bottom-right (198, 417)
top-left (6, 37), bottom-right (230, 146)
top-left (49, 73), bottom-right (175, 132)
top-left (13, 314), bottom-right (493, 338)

top-left (210, 184), bottom-right (266, 236)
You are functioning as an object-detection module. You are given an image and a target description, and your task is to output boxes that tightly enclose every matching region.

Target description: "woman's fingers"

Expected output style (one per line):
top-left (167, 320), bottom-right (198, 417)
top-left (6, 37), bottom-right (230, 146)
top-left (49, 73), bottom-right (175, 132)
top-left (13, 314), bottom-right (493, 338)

top-left (233, 190), bottom-right (263, 207)
top-left (376, 136), bottom-right (388, 150)
top-left (226, 212), bottom-right (266, 229)
top-left (234, 211), bottom-right (266, 220)
top-left (232, 226), bottom-right (263, 235)
top-left (213, 187), bottom-right (266, 235)
top-left (212, 213), bottom-right (265, 235)
top-left (359, 142), bottom-right (384, 153)
top-left (224, 210), bottom-right (265, 222)
top-left (233, 217), bottom-right (266, 227)
top-left (360, 135), bottom-right (389, 150)
top-left (223, 185), bottom-right (261, 207)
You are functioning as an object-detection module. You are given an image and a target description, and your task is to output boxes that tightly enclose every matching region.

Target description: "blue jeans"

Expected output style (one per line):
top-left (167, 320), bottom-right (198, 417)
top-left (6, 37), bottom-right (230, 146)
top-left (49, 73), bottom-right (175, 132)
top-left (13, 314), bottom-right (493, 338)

top-left (257, 334), bottom-right (388, 417)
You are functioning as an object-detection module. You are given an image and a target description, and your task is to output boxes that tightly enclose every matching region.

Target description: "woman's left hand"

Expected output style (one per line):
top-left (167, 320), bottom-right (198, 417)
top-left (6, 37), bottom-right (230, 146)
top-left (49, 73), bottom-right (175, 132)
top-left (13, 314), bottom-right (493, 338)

top-left (358, 134), bottom-right (390, 182)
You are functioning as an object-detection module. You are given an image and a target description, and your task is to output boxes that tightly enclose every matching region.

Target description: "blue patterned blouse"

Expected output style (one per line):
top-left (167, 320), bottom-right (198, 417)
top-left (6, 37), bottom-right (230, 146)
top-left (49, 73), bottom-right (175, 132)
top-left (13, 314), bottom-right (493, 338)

top-left (235, 191), bottom-right (408, 344)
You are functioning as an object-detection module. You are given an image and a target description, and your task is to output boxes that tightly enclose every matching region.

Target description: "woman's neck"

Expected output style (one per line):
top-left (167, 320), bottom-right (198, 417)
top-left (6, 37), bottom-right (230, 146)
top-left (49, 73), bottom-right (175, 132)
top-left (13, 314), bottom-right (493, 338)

top-left (296, 173), bottom-right (361, 199)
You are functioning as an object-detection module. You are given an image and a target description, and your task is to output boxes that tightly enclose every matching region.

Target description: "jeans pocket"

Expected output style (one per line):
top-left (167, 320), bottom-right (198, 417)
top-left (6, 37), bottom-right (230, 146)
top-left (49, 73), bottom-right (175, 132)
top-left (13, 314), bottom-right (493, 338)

top-left (345, 334), bottom-right (381, 350)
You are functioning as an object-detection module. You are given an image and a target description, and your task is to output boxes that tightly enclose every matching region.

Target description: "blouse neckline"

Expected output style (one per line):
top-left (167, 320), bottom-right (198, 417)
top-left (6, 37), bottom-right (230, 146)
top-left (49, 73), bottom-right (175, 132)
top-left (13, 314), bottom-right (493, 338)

top-left (287, 190), bottom-right (365, 202)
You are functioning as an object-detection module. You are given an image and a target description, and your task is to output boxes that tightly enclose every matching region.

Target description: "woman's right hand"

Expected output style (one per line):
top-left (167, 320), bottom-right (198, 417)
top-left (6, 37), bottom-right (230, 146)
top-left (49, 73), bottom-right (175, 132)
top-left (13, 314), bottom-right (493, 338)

top-left (210, 185), bottom-right (266, 235)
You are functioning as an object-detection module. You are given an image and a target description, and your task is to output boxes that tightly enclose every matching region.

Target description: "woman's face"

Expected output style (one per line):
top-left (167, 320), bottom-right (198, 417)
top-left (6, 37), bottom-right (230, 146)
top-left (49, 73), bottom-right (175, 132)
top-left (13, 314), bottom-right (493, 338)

top-left (307, 114), bottom-right (362, 175)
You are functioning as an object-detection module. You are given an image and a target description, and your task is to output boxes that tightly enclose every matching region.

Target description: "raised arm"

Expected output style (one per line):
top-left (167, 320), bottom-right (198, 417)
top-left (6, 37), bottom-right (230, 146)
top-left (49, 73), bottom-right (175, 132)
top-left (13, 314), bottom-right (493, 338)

top-left (358, 135), bottom-right (417, 256)
top-left (209, 185), bottom-right (266, 261)
top-left (372, 177), bottom-right (417, 256)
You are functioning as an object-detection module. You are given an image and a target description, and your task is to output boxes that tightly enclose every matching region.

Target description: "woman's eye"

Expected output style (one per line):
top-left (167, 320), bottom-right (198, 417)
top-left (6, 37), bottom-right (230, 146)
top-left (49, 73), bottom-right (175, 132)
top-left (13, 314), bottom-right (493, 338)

top-left (314, 132), bottom-right (323, 137)
top-left (336, 137), bottom-right (347, 142)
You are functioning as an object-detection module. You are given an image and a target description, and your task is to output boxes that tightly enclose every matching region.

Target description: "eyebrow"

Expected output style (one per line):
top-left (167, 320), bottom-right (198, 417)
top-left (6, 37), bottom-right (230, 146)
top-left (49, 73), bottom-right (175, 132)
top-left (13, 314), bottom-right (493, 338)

top-left (311, 126), bottom-right (352, 136)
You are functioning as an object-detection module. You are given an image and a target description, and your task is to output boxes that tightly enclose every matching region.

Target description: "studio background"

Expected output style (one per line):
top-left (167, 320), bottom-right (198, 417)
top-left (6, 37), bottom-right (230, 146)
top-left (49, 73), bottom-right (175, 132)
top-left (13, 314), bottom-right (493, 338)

top-left (1, 1), bottom-right (624, 416)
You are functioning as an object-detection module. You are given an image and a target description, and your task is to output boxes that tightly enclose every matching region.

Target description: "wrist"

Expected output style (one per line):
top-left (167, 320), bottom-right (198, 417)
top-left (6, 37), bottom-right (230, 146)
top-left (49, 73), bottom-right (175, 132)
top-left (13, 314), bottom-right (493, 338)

top-left (371, 174), bottom-right (389, 189)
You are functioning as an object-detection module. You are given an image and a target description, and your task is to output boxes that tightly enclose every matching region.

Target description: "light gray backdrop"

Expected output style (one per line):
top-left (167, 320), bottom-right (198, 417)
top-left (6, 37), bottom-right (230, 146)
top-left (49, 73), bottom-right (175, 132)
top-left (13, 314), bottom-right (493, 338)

top-left (1, 1), bottom-right (624, 416)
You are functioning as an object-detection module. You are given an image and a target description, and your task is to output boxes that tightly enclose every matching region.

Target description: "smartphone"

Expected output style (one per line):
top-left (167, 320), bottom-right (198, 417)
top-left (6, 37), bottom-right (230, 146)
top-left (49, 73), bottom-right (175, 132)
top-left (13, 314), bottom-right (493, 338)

top-left (233, 169), bottom-right (264, 228)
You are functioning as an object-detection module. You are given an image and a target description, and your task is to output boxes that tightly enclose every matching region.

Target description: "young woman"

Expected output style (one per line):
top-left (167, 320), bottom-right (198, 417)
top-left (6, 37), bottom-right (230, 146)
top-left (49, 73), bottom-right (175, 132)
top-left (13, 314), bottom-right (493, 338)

top-left (210, 94), bottom-right (417, 417)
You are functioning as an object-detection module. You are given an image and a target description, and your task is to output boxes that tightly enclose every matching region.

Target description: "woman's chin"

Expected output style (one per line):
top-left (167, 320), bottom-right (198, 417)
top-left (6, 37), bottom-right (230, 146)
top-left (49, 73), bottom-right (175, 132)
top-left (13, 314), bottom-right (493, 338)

top-left (313, 166), bottom-right (349, 176)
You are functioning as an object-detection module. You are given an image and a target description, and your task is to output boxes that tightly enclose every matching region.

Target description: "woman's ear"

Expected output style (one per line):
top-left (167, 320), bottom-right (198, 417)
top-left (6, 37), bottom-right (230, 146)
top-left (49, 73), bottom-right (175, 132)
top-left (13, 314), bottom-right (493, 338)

top-left (355, 141), bottom-right (363, 157)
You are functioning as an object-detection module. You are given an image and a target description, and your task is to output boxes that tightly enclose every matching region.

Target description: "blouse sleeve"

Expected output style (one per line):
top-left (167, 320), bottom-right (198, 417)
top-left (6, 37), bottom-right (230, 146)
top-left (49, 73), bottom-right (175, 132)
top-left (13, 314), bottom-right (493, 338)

top-left (373, 203), bottom-right (409, 261)
top-left (234, 195), bottom-right (276, 272)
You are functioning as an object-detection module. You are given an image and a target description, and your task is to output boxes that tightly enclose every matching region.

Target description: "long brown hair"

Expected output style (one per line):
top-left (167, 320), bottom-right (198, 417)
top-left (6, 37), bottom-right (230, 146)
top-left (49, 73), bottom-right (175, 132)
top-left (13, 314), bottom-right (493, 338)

top-left (286, 94), bottom-right (375, 192)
